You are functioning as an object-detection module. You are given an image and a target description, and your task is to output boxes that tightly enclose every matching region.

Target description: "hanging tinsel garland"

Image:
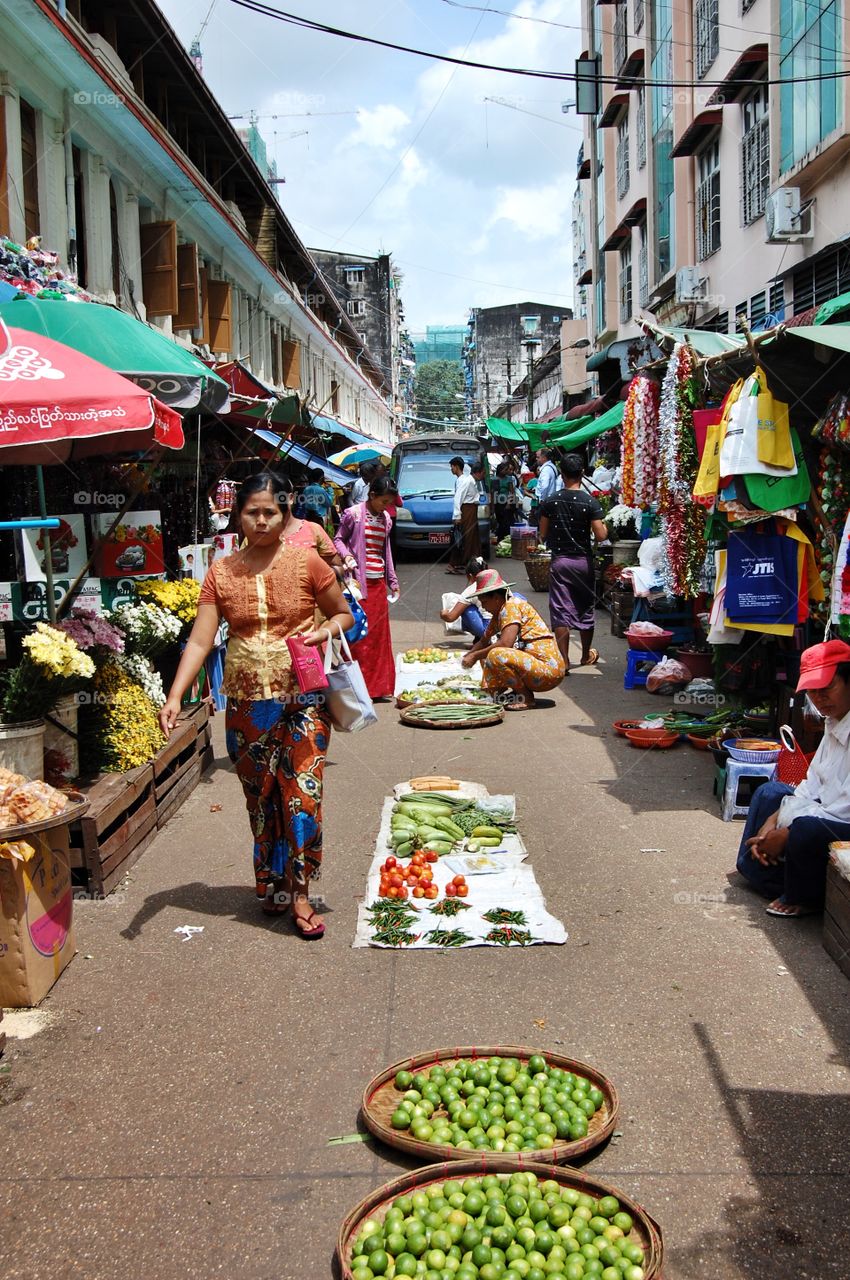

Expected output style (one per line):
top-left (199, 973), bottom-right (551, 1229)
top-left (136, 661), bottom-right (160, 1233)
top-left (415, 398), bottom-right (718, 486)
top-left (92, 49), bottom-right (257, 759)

top-left (657, 343), bottom-right (706, 597)
top-left (621, 375), bottom-right (661, 509)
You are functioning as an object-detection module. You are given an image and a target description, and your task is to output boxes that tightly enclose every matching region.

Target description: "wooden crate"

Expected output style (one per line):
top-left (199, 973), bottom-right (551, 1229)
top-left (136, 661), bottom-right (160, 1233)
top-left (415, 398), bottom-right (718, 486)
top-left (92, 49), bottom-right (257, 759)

top-left (155, 702), bottom-right (213, 830)
top-left (69, 763), bottom-right (157, 897)
top-left (69, 703), bottom-right (215, 895)
top-left (824, 862), bottom-right (850, 981)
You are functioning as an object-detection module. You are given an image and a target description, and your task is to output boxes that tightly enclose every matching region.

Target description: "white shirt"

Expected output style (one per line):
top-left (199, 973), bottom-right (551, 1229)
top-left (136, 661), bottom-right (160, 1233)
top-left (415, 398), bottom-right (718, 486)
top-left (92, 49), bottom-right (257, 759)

top-left (536, 460), bottom-right (563, 504)
top-left (453, 472), bottom-right (480, 521)
top-left (778, 708), bottom-right (850, 827)
top-left (351, 478), bottom-right (370, 504)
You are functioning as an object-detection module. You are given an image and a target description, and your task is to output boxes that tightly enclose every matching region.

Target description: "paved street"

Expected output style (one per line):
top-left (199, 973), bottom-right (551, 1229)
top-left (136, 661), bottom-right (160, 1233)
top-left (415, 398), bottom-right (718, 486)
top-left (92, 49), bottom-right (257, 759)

top-left (1, 557), bottom-right (849, 1280)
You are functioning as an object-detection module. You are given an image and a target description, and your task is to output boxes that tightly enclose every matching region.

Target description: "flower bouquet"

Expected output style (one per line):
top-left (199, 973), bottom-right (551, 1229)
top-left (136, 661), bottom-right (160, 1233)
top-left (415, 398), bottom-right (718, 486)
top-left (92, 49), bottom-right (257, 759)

top-left (135, 579), bottom-right (202, 630)
top-left (605, 503), bottom-right (642, 541)
top-left (80, 658), bottom-right (165, 774)
top-left (1, 623), bottom-right (95, 724)
top-left (56, 609), bottom-right (125, 658)
top-left (109, 601), bottom-right (182, 658)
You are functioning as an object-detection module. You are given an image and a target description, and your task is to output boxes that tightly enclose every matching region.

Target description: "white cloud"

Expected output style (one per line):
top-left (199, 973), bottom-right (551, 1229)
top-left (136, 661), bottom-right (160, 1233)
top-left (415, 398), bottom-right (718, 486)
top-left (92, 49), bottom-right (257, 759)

top-left (486, 182), bottom-right (569, 241)
top-left (349, 104), bottom-right (411, 150)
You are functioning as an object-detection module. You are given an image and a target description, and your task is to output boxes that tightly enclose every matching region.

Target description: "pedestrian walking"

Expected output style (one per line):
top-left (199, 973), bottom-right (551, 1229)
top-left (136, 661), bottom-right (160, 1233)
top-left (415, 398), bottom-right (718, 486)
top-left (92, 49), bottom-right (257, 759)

top-left (448, 456), bottom-right (484, 573)
top-left (334, 474), bottom-right (400, 699)
top-left (735, 640), bottom-right (850, 917)
top-left (351, 462), bottom-right (375, 505)
top-left (303, 468), bottom-right (333, 528)
top-left (538, 454), bottom-right (608, 674)
top-left (535, 448), bottom-right (563, 506)
top-left (461, 568), bottom-right (565, 710)
top-left (159, 470), bottom-right (353, 938)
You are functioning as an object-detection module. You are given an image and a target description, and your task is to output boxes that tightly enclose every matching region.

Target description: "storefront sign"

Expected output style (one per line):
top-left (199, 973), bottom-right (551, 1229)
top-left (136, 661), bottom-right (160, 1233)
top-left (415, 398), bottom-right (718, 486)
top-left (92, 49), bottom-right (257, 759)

top-left (95, 510), bottom-right (164, 577)
top-left (20, 514), bottom-right (88, 583)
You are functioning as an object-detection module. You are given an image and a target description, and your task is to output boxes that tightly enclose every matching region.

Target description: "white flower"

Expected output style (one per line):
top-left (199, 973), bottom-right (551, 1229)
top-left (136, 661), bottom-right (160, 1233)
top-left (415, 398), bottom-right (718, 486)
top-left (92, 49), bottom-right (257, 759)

top-left (607, 504), bottom-right (642, 530)
top-left (109, 602), bottom-right (181, 656)
top-left (116, 653), bottom-right (166, 707)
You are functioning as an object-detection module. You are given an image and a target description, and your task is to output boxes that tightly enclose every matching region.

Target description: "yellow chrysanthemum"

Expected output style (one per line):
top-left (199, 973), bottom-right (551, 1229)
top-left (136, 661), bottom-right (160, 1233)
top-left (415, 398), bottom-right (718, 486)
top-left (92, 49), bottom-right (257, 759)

top-left (136, 579), bottom-right (201, 625)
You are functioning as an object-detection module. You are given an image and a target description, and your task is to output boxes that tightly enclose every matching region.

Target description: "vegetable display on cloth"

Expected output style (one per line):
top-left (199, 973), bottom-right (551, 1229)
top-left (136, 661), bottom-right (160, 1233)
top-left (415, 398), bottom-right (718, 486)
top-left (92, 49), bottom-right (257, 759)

top-left (401, 702), bottom-right (502, 727)
top-left (621, 374), bottom-right (661, 509)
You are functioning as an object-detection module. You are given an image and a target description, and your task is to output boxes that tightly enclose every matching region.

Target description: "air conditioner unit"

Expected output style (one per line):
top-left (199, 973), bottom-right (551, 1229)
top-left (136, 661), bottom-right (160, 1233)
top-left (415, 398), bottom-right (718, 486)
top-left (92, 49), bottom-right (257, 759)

top-left (765, 187), bottom-right (813, 242)
top-left (675, 266), bottom-right (707, 303)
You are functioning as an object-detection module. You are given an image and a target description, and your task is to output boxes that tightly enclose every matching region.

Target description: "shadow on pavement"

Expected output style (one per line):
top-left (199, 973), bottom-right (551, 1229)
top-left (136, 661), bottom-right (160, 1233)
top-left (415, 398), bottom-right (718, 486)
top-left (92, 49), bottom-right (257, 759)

top-left (120, 881), bottom-right (332, 940)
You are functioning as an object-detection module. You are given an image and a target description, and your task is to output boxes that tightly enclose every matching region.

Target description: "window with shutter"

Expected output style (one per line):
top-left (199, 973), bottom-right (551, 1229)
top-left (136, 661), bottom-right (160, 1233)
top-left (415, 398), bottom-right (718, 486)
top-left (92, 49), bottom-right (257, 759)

top-left (139, 221), bottom-right (178, 316)
top-left (175, 243), bottom-right (200, 330)
top-left (206, 280), bottom-right (232, 354)
top-left (19, 101), bottom-right (40, 239)
top-left (281, 338), bottom-right (301, 388)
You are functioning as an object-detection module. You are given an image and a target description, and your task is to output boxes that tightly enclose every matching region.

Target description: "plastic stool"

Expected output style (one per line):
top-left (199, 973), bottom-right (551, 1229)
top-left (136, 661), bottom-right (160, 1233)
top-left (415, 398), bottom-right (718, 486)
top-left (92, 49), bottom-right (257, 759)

top-left (205, 644), bottom-right (227, 712)
top-left (624, 648), bottom-right (664, 690)
top-left (721, 759), bottom-right (777, 821)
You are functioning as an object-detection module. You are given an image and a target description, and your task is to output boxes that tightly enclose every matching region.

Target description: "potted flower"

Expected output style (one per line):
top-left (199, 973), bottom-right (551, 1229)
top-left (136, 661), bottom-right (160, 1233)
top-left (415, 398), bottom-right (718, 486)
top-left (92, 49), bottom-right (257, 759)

top-left (606, 503), bottom-right (643, 566)
top-left (0, 623), bottom-right (95, 780)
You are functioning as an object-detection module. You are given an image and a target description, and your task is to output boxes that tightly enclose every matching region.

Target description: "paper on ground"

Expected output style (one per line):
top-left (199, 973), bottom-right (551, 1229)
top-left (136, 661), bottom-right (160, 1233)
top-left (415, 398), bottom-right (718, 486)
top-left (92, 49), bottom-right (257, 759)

top-left (394, 653), bottom-right (483, 697)
top-left (354, 792), bottom-right (567, 949)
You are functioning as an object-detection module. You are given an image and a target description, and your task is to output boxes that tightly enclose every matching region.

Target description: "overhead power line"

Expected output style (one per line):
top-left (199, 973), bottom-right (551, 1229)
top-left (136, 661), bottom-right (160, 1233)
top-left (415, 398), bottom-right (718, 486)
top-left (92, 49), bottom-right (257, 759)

top-left (227, 0), bottom-right (850, 90)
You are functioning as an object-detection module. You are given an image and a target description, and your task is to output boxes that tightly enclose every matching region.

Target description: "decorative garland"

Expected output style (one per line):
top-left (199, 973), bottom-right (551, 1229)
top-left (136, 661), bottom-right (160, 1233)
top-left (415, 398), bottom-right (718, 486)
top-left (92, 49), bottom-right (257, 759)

top-left (657, 343), bottom-right (706, 598)
top-left (621, 375), bottom-right (660, 509)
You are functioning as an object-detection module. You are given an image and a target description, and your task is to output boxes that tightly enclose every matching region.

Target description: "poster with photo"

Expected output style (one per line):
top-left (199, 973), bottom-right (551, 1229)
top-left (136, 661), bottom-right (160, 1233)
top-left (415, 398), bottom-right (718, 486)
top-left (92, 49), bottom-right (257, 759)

top-left (20, 515), bottom-right (88, 583)
top-left (95, 511), bottom-right (164, 578)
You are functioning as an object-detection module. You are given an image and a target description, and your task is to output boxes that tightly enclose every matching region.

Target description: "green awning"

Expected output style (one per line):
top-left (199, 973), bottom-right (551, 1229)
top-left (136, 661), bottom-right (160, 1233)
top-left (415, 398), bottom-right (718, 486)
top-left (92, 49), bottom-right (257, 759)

top-left (784, 324), bottom-right (850, 355)
top-left (529, 416), bottom-right (594, 449)
top-left (554, 400), bottom-right (625, 449)
top-left (586, 344), bottom-right (615, 372)
top-left (487, 417), bottom-right (529, 443)
top-left (814, 293), bottom-right (850, 325)
top-left (666, 329), bottom-right (746, 356)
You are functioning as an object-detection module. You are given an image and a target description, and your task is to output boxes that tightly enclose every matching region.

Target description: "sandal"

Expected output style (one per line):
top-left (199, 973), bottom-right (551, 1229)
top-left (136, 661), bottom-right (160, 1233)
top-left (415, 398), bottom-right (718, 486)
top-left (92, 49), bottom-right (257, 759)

top-left (765, 898), bottom-right (817, 918)
top-left (261, 890), bottom-right (290, 916)
top-left (578, 648), bottom-right (600, 667)
top-left (292, 906), bottom-right (326, 939)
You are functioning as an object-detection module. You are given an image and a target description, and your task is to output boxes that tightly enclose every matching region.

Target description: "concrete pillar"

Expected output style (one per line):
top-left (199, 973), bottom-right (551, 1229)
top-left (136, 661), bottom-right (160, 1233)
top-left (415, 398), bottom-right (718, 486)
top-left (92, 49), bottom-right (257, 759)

top-left (40, 114), bottom-right (67, 255)
top-left (81, 154), bottom-right (111, 297)
top-left (121, 189), bottom-right (142, 316)
top-left (1, 82), bottom-right (26, 244)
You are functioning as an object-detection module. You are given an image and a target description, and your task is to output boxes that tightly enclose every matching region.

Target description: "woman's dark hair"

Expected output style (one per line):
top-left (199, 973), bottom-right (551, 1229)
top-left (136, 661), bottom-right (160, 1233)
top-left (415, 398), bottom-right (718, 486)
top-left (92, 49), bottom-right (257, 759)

top-left (560, 453), bottom-right (584, 479)
top-left (369, 475), bottom-right (399, 498)
top-left (465, 556), bottom-right (487, 577)
top-left (235, 470), bottom-right (293, 513)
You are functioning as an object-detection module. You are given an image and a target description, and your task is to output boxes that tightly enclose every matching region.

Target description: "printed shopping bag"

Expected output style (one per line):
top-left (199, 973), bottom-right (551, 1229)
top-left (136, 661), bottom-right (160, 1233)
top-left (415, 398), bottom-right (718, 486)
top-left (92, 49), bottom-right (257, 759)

top-left (719, 374), bottom-right (799, 480)
top-left (755, 369), bottom-right (794, 468)
top-left (725, 528), bottom-right (798, 624)
top-left (322, 630), bottom-right (378, 733)
top-left (695, 384), bottom-right (739, 498)
top-left (744, 427), bottom-right (811, 511)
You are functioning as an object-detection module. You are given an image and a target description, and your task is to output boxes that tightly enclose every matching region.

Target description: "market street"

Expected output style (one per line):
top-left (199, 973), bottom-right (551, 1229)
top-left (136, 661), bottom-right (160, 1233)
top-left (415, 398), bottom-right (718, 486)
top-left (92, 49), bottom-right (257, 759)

top-left (1, 556), bottom-right (848, 1280)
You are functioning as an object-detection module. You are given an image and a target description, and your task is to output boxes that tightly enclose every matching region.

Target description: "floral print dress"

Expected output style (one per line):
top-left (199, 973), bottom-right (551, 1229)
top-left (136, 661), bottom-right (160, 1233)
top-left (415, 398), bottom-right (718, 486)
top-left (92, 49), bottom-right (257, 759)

top-left (480, 597), bottom-right (565, 695)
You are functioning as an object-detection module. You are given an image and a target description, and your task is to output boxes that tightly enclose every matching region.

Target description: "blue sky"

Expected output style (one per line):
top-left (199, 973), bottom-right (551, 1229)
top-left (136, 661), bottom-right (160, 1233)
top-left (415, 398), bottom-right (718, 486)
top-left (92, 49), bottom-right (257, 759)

top-left (157, 1), bottom-right (582, 330)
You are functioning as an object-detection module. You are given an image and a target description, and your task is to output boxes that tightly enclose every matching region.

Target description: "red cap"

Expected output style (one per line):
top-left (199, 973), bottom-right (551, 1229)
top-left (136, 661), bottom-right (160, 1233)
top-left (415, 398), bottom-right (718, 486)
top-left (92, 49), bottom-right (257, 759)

top-left (796, 639), bottom-right (850, 691)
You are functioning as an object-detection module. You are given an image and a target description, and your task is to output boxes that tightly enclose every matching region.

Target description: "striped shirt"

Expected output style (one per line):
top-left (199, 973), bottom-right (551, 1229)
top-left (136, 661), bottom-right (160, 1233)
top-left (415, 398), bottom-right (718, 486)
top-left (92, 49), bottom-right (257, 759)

top-left (364, 511), bottom-right (386, 580)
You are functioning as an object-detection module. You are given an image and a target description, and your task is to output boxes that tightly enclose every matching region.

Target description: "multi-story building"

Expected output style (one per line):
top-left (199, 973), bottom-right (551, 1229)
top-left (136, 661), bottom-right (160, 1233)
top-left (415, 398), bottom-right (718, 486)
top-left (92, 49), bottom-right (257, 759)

top-left (465, 302), bottom-right (569, 418)
top-left (411, 325), bottom-right (466, 367)
top-left (575, 0), bottom-right (850, 389)
top-left (308, 249), bottom-right (415, 429)
top-left (0, 0), bottom-right (394, 442)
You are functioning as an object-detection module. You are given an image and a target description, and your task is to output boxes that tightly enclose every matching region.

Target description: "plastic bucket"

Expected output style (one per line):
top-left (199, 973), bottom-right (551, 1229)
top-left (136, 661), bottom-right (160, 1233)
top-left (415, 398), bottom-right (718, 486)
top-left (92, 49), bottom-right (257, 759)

top-left (0, 719), bottom-right (46, 780)
top-left (43, 695), bottom-right (79, 787)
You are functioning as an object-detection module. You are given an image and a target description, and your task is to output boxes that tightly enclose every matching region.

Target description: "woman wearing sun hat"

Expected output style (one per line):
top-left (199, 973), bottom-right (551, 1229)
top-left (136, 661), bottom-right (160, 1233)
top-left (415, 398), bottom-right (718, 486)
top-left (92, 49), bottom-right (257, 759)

top-left (735, 639), bottom-right (850, 917)
top-left (460, 568), bottom-right (565, 709)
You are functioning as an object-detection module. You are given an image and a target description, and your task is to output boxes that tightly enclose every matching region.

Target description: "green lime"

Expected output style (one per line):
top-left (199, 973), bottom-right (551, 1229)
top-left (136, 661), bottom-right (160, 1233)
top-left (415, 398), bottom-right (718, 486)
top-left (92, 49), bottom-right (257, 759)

top-left (487, 1203), bottom-right (507, 1227)
top-left (385, 1231), bottom-right (406, 1256)
top-left (394, 1070), bottom-right (413, 1090)
top-left (506, 1195), bottom-right (528, 1220)
top-left (624, 1268), bottom-right (645, 1280)
top-left (612, 1213), bottom-right (633, 1234)
top-left (405, 1232), bottom-right (427, 1257)
top-left (602, 1270), bottom-right (621, 1280)
top-left (390, 1108), bottom-right (411, 1130)
top-left (621, 1242), bottom-right (643, 1264)
top-left (492, 1224), bottom-right (516, 1249)
top-left (597, 1197), bottom-right (619, 1219)
top-left (393, 1253), bottom-right (418, 1276)
top-left (367, 1251), bottom-right (389, 1276)
top-left (528, 1054), bottom-right (547, 1074)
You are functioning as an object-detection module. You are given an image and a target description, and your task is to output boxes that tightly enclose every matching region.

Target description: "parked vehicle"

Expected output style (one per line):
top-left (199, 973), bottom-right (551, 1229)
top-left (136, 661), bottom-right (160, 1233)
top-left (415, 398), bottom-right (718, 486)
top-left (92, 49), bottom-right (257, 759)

top-left (390, 434), bottom-right (490, 559)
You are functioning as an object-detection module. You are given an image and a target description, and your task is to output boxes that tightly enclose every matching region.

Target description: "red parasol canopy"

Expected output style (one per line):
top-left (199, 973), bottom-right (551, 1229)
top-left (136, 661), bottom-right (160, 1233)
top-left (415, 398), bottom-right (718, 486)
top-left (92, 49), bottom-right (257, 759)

top-left (0, 323), bottom-right (184, 464)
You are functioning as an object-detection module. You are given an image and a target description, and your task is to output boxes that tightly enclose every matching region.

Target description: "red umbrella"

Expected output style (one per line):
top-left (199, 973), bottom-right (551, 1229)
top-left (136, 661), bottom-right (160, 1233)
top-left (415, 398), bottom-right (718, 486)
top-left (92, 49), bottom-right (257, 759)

top-left (0, 321), bottom-right (184, 464)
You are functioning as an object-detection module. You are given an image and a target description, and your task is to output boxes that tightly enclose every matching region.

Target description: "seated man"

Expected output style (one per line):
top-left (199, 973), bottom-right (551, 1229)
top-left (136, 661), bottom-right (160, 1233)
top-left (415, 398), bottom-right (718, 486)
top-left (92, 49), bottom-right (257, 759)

top-left (735, 640), bottom-right (850, 918)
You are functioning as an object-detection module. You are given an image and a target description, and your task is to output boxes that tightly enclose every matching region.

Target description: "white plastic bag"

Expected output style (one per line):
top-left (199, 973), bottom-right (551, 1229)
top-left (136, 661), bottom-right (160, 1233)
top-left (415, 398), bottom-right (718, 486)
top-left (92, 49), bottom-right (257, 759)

top-left (442, 592), bottom-right (464, 634)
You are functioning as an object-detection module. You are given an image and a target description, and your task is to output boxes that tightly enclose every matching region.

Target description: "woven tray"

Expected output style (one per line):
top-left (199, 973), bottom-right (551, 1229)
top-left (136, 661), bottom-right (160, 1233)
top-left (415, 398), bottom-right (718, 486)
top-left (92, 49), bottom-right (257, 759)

top-left (338, 1157), bottom-right (664, 1279)
top-left (0, 792), bottom-right (89, 840)
top-left (361, 1045), bottom-right (618, 1166)
top-left (395, 694), bottom-right (493, 711)
top-left (400, 706), bottom-right (504, 729)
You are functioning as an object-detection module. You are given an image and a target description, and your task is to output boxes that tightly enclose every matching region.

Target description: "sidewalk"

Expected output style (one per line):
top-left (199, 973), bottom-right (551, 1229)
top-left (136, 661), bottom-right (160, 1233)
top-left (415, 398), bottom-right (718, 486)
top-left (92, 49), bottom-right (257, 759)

top-left (1, 557), bottom-right (848, 1279)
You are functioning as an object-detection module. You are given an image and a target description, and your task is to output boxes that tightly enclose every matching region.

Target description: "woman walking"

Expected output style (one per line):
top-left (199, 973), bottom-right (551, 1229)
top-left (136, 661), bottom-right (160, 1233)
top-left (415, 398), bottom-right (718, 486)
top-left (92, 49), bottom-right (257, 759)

top-left (274, 474), bottom-right (345, 570)
top-left (538, 454), bottom-right (608, 674)
top-left (159, 471), bottom-right (353, 938)
top-left (461, 569), bottom-right (565, 710)
top-left (334, 474), bottom-right (400, 699)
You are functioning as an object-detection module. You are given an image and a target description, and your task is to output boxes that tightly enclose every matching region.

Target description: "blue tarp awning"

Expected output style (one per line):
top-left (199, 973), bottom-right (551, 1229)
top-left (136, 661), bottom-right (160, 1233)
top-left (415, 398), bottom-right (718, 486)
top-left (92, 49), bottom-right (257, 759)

top-left (254, 429), bottom-right (355, 487)
top-left (311, 413), bottom-right (385, 448)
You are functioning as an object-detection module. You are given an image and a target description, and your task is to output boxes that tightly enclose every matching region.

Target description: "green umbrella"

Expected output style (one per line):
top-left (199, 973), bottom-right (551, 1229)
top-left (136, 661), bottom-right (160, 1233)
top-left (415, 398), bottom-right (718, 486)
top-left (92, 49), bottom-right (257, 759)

top-left (0, 295), bottom-right (229, 412)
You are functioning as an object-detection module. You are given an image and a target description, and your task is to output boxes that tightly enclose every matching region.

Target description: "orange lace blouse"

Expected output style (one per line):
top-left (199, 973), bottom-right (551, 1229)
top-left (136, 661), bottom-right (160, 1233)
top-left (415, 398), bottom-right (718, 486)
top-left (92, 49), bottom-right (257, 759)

top-left (198, 545), bottom-right (336, 700)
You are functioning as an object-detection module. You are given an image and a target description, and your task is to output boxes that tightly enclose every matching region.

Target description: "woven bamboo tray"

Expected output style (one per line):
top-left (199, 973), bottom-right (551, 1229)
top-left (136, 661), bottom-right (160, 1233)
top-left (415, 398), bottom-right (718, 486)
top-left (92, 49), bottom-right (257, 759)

top-left (361, 1045), bottom-right (618, 1166)
top-left (400, 707), bottom-right (504, 730)
top-left (395, 694), bottom-right (494, 712)
top-left (338, 1157), bottom-right (664, 1279)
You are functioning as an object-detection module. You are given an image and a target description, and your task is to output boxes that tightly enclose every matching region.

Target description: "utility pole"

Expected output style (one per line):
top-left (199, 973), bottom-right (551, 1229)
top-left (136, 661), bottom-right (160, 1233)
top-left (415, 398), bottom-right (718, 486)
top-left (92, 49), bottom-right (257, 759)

top-left (526, 342), bottom-right (535, 425)
top-left (520, 314), bottom-right (541, 425)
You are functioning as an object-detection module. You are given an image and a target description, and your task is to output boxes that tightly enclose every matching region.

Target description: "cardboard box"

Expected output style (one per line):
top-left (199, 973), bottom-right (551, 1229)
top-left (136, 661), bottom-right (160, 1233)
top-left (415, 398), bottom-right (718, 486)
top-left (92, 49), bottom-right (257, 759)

top-left (0, 824), bottom-right (76, 1007)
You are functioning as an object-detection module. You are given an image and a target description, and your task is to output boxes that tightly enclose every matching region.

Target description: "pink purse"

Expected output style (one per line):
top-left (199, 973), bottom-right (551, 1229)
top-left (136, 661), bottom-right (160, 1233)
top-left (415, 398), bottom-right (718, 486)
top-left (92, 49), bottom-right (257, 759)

top-left (285, 634), bottom-right (328, 693)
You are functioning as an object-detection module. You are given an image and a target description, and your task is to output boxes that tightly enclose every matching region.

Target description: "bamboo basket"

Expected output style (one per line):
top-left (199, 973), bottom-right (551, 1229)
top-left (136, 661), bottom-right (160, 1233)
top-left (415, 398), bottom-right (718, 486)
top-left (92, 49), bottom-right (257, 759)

top-left (525, 552), bottom-right (551, 592)
top-left (338, 1157), bottom-right (664, 1279)
top-left (361, 1045), bottom-right (618, 1167)
top-left (400, 706), bottom-right (504, 730)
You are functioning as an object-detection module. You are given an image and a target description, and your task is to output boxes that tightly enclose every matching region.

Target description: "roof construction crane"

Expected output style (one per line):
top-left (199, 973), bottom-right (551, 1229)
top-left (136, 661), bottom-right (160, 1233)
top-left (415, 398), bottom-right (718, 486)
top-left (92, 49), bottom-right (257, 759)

top-left (189, 0), bottom-right (218, 75)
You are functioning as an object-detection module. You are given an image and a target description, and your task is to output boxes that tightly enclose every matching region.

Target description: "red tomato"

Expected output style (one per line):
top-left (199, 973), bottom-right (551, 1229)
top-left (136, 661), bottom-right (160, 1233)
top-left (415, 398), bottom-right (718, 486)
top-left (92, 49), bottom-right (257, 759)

top-left (412, 887), bottom-right (425, 899)
top-left (387, 886), bottom-right (400, 899)
top-left (424, 851), bottom-right (438, 863)
top-left (424, 884), bottom-right (439, 899)
top-left (385, 856), bottom-right (397, 868)
top-left (389, 872), bottom-right (403, 889)
top-left (452, 875), bottom-right (465, 887)
top-left (456, 884), bottom-right (469, 897)
top-left (398, 886), bottom-right (409, 899)
top-left (444, 884), bottom-right (457, 897)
